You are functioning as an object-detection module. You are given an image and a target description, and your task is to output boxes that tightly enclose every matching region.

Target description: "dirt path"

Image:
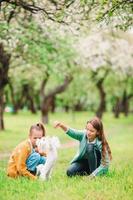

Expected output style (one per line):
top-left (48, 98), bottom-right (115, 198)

top-left (0, 152), bottom-right (10, 160)
top-left (0, 141), bottom-right (78, 160)
top-left (60, 141), bottom-right (78, 149)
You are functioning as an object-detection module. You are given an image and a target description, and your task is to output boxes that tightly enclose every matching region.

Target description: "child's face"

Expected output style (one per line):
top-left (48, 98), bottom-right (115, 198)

top-left (29, 129), bottom-right (43, 148)
top-left (86, 123), bottom-right (98, 142)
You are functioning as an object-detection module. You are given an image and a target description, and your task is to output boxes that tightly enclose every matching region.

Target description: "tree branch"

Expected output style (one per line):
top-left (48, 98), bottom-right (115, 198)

top-left (45, 75), bottom-right (73, 99)
top-left (40, 72), bottom-right (50, 98)
top-left (0, 0), bottom-right (71, 24)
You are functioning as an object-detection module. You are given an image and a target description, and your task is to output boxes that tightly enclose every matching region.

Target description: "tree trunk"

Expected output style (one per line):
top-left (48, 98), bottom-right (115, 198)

top-left (74, 103), bottom-right (83, 111)
top-left (113, 97), bottom-right (121, 118)
top-left (8, 81), bottom-right (19, 114)
top-left (41, 98), bottom-right (50, 124)
top-left (28, 97), bottom-right (37, 114)
top-left (50, 96), bottom-right (55, 113)
top-left (91, 69), bottom-right (109, 119)
top-left (96, 80), bottom-right (106, 119)
top-left (40, 76), bottom-right (73, 124)
top-left (0, 91), bottom-right (4, 130)
top-left (0, 43), bottom-right (11, 130)
top-left (42, 113), bottom-right (49, 124)
top-left (23, 84), bottom-right (36, 114)
top-left (113, 90), bottom-right (133, 118)
top-left (121, 90), bottom-right (129, 116)
top-left (41, 96), bottom-right (59, 123)
top-left (64, 105), bottom-right (69, 112)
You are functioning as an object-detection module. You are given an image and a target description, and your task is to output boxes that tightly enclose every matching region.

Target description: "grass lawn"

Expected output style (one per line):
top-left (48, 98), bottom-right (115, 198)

top-left (0, 111), bottom-right (133, 200)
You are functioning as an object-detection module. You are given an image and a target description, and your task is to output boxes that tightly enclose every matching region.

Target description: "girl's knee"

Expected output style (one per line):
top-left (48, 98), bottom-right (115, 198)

top-left (39, 156), bottom-right (46, 164)
top-left (31, 152), bottom-right (41, 161)
top-left (66, 168), bottom-right (73, 177)
top-left (66, 167), bottom-right (76, 177)
top-left (26, 152), bottom-right (41, 167)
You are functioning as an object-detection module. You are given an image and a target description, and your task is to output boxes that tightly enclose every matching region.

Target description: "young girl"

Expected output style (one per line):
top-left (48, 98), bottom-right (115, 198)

top-left (7, 123), bottom-right (47, 180)
top-left (54, 117), bottom-right (112, 178)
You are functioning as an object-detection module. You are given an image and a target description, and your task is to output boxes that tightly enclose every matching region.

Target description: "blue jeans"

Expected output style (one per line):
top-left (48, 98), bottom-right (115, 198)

top-left (26, 149), bottom-right (46, 172)
top-left (66, 143), bottom-right (101, 177)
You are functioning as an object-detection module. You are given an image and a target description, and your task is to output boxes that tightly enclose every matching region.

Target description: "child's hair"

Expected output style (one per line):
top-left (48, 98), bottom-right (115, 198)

top-left (29, 122), bottom-right (46, 137)
top-left (87, 117), bottom-right (112, 162)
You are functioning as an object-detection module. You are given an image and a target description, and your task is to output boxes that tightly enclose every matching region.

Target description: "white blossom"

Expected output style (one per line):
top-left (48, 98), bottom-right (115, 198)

top-left (75, 31), bottom-right (133, 76)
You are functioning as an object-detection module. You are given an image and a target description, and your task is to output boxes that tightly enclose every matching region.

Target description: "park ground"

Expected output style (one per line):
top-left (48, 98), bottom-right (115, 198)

top-left (0, 111), bottom-right (133, 200)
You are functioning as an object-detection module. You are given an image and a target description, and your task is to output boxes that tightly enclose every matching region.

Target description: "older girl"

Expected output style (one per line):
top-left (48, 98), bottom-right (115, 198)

top-left (54, 117), bottom-right (112, 178)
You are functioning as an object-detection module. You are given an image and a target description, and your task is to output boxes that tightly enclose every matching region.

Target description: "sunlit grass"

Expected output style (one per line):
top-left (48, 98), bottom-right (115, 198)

top-left (0, 111), bottom-right (133, 200)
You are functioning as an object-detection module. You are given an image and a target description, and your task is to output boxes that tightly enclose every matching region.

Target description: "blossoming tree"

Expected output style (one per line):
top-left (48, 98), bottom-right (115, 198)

top-left (76, 30), bottom-right (133, 118)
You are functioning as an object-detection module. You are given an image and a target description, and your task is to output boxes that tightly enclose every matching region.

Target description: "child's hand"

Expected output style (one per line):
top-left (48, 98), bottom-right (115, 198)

top-left (88, 174), bottom-right (96, 180)
top-left (38, 150), bottom-right (47, 156)
top-left (35, 146), bottom-right (39, 153)
top-left (35, 146), bottom-right (42, 154)
top-left (53, 121), bottom-right (68, 132)
top-left (35, 146), bottom-right (47, 156)
top-left (53, 121), bottom-right (61, 128)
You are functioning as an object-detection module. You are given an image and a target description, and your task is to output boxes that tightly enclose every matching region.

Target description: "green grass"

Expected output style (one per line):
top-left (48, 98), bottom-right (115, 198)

top-left (0, 111), bottom-right (133, 200)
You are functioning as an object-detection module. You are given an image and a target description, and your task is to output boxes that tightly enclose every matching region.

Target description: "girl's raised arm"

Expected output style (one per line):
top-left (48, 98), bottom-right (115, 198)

top-left (53, 121), bottom-right (68, 132)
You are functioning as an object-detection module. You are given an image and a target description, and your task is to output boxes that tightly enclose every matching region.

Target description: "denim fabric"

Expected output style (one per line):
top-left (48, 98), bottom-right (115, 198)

top-left (86, 143), bottom-right (101, 173)
top-left (26, 149), bottom-right (46, 172)
top-left (67, 143), bottom-right (101, 177)
top-left (66, 159), bottom-right (90, 177)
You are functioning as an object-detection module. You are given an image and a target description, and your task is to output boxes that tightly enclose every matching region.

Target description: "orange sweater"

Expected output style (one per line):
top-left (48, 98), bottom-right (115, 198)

top-left (7, 139), bottom-right (37, 180)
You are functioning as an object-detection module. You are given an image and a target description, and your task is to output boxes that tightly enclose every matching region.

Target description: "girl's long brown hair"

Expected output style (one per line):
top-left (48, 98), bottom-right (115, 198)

top-left (29, 122), bottom-right (46, 137)
top-left (87, 117), bottom-right (112, 162)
